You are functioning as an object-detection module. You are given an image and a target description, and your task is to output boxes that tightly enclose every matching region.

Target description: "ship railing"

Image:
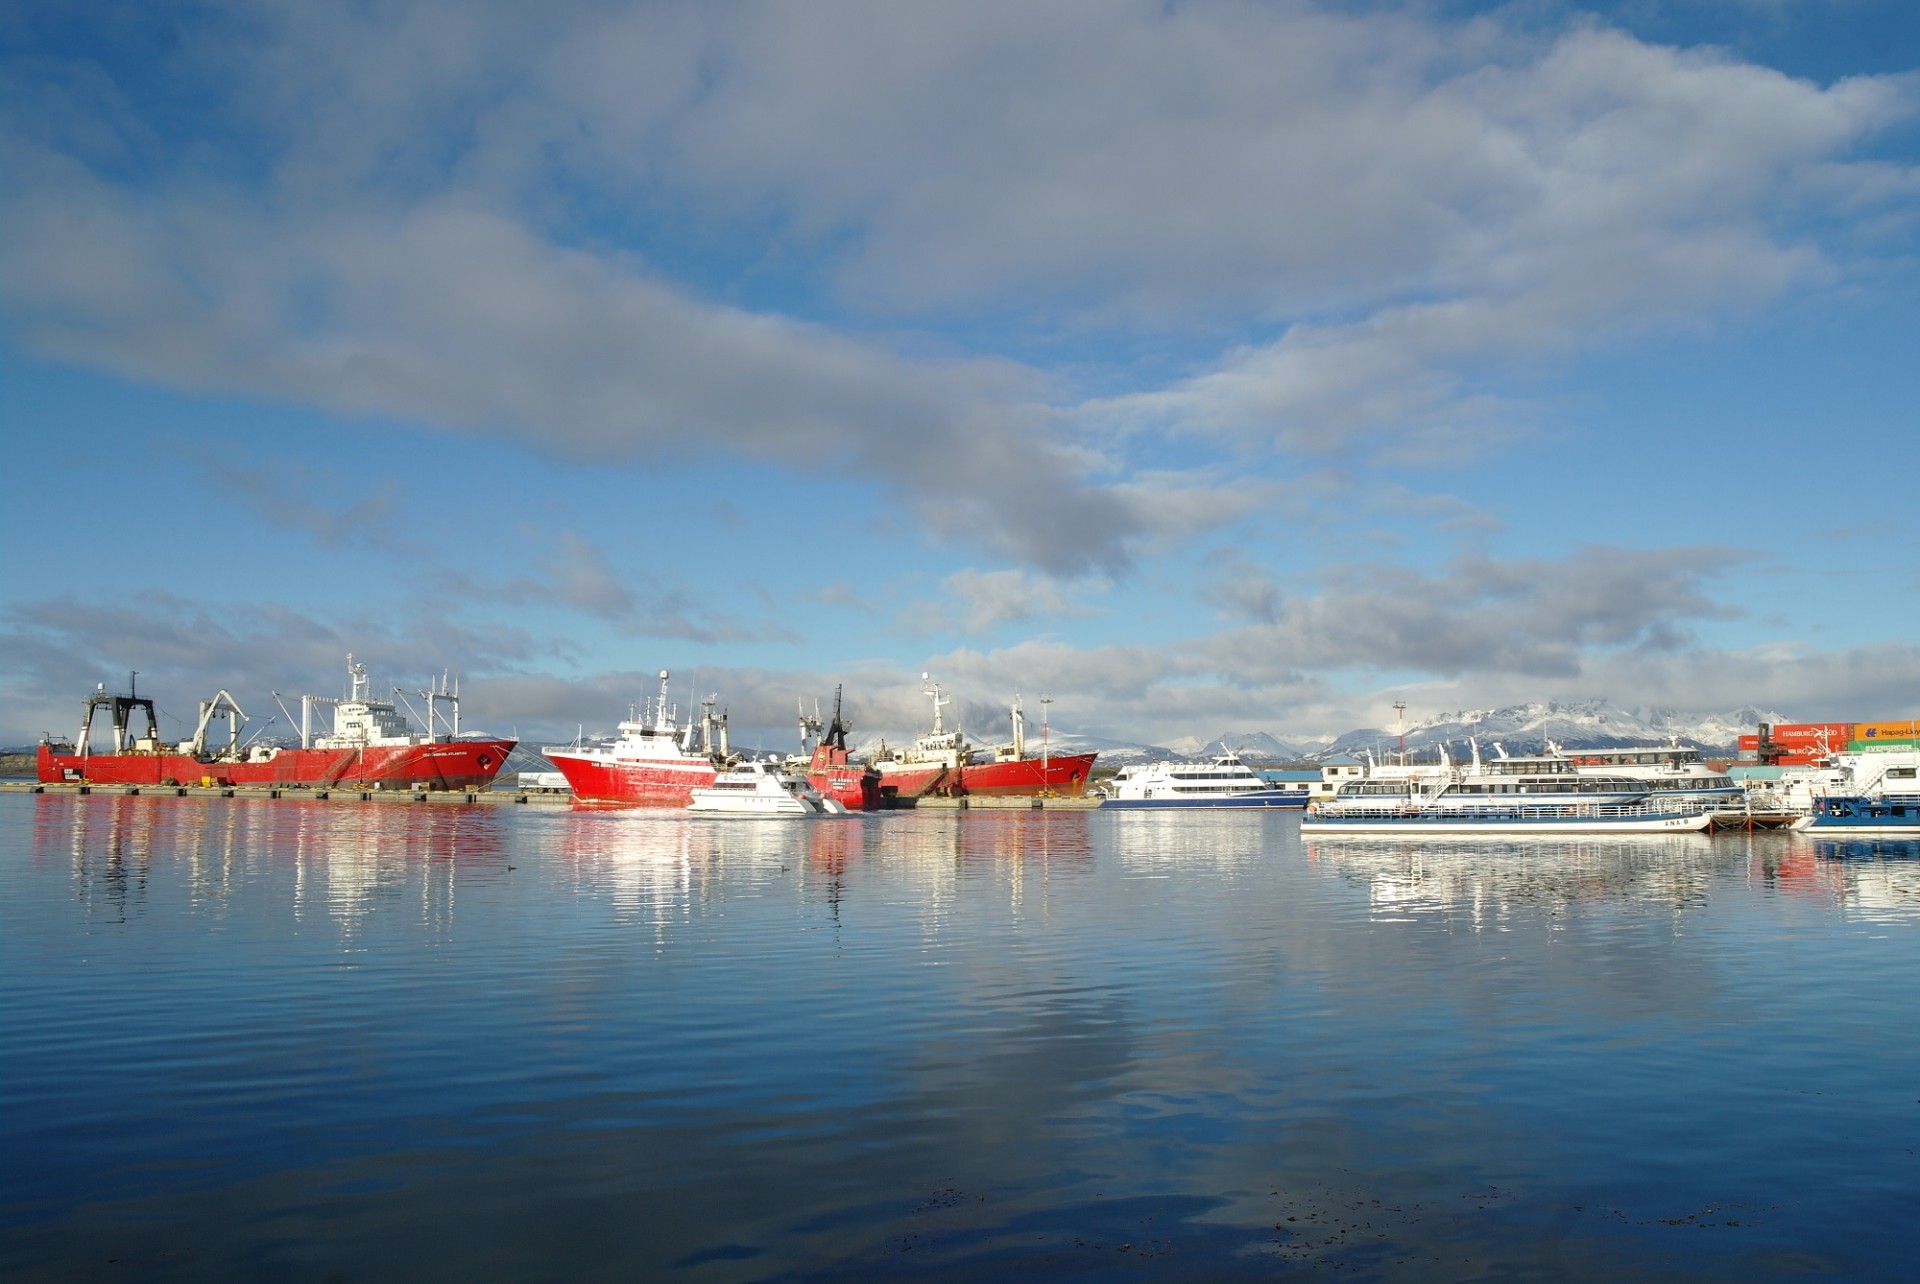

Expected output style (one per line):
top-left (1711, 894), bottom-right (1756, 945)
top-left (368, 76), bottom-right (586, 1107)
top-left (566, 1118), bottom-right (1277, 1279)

top-left (1321, 800), bottom-right (1699, 821)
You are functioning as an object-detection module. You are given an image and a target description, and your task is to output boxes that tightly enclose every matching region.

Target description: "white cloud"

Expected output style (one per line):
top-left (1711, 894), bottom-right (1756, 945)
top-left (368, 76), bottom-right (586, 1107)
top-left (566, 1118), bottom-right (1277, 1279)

top-left (4, 2), bottom-right (1913, 574)
top-left (903, 568), bottom-right (1105, 635)
top-left (5, 547), bottom-right (1917, 748)
top-left (1, 0), bottom-right (1916, 741)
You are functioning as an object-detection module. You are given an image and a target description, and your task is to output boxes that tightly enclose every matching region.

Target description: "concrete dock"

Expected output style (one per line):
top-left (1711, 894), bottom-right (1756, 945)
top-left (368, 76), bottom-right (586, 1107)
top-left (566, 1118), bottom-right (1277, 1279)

top-left (911, 794), bottom-right (1104, 810)
top-left (0, 780), bottom-right (574, 806)
top-left (0, 780), bottom-right (1107, 810)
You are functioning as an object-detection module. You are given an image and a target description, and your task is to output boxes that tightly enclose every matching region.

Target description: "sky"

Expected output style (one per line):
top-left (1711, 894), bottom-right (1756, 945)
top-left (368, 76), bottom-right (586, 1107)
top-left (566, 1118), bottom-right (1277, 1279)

top-left (2, 0), bottom-right (1917, 753)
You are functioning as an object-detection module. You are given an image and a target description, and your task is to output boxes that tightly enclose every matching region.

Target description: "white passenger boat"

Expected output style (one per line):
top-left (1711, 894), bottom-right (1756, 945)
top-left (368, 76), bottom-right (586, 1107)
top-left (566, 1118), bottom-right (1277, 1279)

top-left (1102, 753), bottom-right (1310, 809)
top-left (1555, 738), bottom-right (1743, 811)
top-left (1301, 740), bottom-right (1712, 834)
top-left (687, 760), bottom-right (851, 816)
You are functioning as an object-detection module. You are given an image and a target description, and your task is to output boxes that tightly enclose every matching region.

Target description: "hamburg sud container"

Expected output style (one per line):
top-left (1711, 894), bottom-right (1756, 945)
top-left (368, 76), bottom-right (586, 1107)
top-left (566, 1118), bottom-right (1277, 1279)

top-left (1755, 723), bottom-right (1853, 765)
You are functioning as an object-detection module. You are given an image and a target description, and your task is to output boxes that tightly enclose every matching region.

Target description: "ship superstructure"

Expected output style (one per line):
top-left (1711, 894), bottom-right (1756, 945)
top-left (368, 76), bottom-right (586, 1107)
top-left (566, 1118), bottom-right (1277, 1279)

top-left (543, 670), bottom-right (733, 805)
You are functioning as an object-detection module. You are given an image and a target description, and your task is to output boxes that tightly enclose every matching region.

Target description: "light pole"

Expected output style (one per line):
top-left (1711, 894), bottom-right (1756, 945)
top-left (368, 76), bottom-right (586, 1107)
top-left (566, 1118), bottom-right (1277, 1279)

top-left (1041, 694), bottom-right (1053, 791)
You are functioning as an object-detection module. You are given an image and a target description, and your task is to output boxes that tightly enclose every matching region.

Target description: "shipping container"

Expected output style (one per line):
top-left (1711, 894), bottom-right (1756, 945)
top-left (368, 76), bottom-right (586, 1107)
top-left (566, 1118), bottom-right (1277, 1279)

top-left (1853, 719), bottom-right (1920, 742)
top-left (1849, 738), bottom-right (1920, 753)
top-left (1760, 722), bottom-right (1853, 745)
top-left (1737, 734), bottom-right (1759, 750)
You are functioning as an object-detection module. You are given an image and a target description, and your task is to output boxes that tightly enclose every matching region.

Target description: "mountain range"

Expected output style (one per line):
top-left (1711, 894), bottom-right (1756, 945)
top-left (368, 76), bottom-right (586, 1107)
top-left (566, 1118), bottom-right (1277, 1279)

top-left (465, 699), bottom-right (1791, 776)
top-left (1001, 699), bottom-right (1787, 766)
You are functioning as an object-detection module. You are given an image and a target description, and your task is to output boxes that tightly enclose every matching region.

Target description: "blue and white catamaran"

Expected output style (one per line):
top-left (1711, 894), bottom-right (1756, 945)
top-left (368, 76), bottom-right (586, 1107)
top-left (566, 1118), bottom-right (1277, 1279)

top-left (1301, 739), bottom-right (1713, 834)
top-left (1102, 752), bottom-right (1311, 809)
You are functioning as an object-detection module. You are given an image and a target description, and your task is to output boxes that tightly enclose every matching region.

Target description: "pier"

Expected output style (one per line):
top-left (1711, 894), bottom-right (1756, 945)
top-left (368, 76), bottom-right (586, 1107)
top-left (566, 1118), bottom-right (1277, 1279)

top-left (0, 780), bottom-right (573, 807)
top-left (0, 781), bottom-right (1107, 810)
top-left (909, 794), bottom-right (1104, 810)
top-left (0, 781), bottom-right (1815, 824)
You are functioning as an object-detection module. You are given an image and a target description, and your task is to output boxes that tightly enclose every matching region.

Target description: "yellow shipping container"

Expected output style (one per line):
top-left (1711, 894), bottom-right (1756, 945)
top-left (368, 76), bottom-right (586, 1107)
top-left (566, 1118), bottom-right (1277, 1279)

top-left (1854, 718), bottom-right (1920, 742)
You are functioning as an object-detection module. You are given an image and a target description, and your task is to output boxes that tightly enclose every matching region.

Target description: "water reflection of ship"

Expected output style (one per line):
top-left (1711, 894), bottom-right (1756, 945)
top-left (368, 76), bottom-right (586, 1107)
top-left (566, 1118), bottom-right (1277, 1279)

top-left (1811, 838), bottom-right (1920, 862)
top-left (1105, 807), bottom-right (1287, 874)
top-left (1802, 837), bottom-right (1920, 917)
top-left (1305, 835), bottom-right (1732, 918)
top-left (31, 792), bottom-right (508, 934)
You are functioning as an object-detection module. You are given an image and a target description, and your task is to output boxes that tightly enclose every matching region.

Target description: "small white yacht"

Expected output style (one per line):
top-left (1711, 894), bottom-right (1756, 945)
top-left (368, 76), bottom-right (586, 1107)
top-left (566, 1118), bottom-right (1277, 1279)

top-left (1102, 753), bottom-right (1310, 809)
top-left (687, 760), bottom-right (851, 816)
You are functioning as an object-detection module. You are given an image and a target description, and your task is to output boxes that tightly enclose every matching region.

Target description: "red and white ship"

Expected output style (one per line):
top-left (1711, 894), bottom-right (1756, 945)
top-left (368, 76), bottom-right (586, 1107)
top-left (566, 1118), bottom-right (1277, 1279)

top-left (543, 670), bottom-right (731, 806)
top-left (37, 657), bottom-right (515, 790)
top-left (794, 687), bottom-right (881, 810)
top-left (871, 675), bottom-right (1097, 800)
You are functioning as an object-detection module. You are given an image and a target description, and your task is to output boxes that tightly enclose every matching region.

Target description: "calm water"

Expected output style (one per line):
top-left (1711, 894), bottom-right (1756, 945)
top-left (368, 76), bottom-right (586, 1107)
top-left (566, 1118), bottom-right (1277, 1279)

top-left (3, 795), bottom-right (1917, 1281)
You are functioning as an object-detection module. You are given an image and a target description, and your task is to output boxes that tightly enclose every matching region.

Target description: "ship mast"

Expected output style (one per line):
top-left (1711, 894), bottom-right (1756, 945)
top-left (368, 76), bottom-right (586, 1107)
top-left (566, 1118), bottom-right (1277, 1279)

top-left (823, 685), bottom-right (850, 751)
top-left (798, 697), bottom-right (822, 754)
top-left (921, 672), bottom-right (949, 735)
top-left (654, 670), bottom-right (673, 733)
top-left (1040, 694), bottom-right (1052, 780)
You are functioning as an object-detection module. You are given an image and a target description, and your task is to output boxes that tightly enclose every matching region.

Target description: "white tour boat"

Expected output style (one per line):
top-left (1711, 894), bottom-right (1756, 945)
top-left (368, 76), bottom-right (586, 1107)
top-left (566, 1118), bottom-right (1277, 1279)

top-left (1102, 752), bottom-right (1310, 809)
top-left (687, 760), bottom-right (851, 816)
top-left (1301, 739), bottom-right (1713, 834)
top-left (1554, 738), bottom-right (1743, 811)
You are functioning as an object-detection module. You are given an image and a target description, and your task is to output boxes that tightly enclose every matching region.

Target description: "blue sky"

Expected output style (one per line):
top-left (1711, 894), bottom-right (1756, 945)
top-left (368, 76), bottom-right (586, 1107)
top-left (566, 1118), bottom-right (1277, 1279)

top-left (2, 0), bottom-right (1916, 751)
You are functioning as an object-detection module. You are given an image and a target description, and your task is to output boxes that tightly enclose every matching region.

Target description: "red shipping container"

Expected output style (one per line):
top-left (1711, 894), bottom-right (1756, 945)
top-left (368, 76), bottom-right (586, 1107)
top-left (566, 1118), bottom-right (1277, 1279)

top-left (1763, 723), bottom-right (1852, 746)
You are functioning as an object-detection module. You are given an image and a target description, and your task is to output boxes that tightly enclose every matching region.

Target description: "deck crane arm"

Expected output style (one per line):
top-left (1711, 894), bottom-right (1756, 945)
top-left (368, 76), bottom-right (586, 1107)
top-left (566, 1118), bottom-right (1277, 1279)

top-left (189, 690), bottom-right (248, 757)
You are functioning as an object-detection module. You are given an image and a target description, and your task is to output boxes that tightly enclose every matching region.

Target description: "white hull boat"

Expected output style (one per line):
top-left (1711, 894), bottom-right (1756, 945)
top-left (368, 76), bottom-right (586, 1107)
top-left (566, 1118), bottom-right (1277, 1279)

top-left (1302, 739), bottom-right (1713, 833)
top-left (687, 760), bottom-right (851, 816)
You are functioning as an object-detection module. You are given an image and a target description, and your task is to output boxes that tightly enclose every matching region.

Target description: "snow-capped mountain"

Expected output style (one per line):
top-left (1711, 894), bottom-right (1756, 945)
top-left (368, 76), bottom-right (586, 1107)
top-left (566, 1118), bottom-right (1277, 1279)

top-left (1164, 731), bottom-right (1315, 760)
top-left (1315, 700), bottom-right (1784, 761)
top-left (850, 699), bottom-right (1783, 768)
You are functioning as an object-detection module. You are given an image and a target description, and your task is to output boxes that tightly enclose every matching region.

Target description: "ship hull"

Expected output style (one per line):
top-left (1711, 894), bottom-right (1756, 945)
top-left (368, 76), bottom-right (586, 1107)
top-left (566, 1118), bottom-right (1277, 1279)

top-left (960, 752), bottom-right (1097, 796)
top-left (37, 740), bottom-right (515, 791)
top-left (546, 752), bottom-right (719, 806)
top-left (1301, 808), bottom-right (1713, 834)
top-left (872, 763), bottom-right (949, 800)
top-left (877, 752), bottom-right (1098, 800)
top-left (806, 746), bottom-right (881, 811)
top-left (1104, 790), bottom-right (1309, 810)
top-left (1790, 795), bottom-right (1920, 835)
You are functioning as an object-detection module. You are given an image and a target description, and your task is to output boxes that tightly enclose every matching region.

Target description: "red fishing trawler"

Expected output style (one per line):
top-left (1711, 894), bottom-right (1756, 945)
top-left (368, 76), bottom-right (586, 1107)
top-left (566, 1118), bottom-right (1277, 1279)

top-left (37, 657), bottom-right (515, 790)
top-left (543, 670), bottom-right (731, 805)
top-left (870, 675), bottom-right (1097, 801)
top-left (796, 686), bottom-right (882, 810)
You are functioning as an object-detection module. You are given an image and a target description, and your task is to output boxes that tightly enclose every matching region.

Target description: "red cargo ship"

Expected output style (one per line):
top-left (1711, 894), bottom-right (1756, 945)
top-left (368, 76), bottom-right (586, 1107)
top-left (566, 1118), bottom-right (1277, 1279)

top-left (871, 676), bottom-right (1096, 800)
top-left (543, 670), bottom-right (730, 805)
top-left (37, 658), bottom-right (515, 790)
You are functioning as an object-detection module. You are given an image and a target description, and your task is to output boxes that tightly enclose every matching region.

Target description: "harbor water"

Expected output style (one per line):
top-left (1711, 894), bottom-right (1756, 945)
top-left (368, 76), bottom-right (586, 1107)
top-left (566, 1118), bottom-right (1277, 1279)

top-left (3, 794), bottom-right (1917, 1281)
